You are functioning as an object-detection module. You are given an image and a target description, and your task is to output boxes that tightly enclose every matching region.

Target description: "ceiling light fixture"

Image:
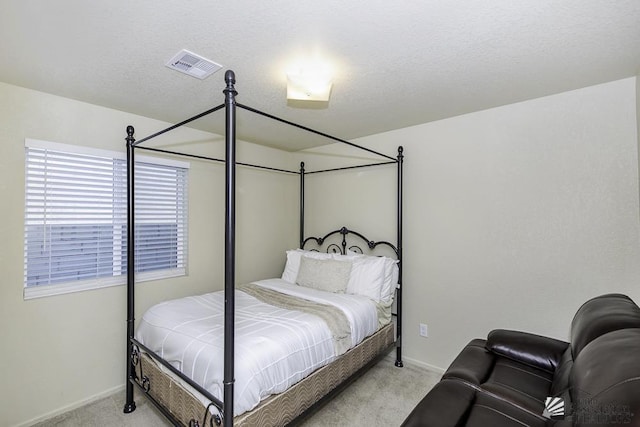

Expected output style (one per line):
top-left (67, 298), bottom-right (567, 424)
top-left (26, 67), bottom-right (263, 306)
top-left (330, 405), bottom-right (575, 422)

top-left (286, 62), bottom-right (333, 102)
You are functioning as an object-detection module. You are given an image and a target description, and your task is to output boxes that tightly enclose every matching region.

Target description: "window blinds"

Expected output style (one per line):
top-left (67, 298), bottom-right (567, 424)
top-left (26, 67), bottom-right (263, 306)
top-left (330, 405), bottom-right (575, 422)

top-left (24, 140), bottom-right (188, 291)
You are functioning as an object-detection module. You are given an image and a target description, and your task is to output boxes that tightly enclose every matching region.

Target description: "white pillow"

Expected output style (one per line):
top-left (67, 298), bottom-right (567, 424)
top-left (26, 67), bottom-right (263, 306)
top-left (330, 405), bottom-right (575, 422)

top-left (281, 248), bottom-right (399, 301)
top-left (381, 258), bottom-right (400, 303)
top-left (342, 252), bottom-right (399, 302)
top-left (281, 249), bottom-right (333, 283)
top-left (295, 256), bottom-right (352, 293)
top-left (345, 255), bottom-right (386, 301)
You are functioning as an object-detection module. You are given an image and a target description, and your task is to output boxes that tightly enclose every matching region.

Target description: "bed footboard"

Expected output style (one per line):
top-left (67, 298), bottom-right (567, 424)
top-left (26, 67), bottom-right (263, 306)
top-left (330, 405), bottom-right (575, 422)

top-left (134, 322), bottom-right (395, 427)
top-left (134, 351), bottom-right (213, 426)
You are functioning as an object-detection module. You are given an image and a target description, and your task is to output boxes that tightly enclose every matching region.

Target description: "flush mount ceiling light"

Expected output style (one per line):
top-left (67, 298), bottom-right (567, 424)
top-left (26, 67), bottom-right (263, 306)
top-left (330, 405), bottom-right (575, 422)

top-left (286, 62), bottom-right (333, 102)
top-left (166, 49), bottom-right (222, 80)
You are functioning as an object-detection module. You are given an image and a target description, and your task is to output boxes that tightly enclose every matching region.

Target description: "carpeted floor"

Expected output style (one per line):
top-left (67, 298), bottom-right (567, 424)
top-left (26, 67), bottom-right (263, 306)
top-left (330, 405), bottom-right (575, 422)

top-left (34, 353), bottom-right (441, 427)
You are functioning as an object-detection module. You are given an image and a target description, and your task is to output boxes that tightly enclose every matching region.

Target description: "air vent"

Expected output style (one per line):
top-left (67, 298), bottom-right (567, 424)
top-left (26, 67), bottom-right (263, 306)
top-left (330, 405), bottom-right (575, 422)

top-left (166, 49), bottom-right (222, 80)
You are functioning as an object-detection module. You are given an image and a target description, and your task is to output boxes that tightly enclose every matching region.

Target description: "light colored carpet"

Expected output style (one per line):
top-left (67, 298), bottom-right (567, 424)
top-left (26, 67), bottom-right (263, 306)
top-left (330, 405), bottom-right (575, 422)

top-left (33, 353), bottom-right (441, 427)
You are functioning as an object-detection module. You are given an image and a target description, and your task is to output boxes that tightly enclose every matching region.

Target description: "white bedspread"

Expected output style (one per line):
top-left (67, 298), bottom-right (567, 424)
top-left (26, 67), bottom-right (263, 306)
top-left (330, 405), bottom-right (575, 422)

top-left (135, 278), bottom-right (379, 416)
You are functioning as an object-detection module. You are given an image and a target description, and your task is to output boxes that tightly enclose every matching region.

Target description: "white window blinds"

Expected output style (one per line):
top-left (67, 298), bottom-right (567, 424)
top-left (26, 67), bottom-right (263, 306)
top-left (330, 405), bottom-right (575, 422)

top-left (24, 139), bottom-right (188, 298)
top-left (133, 161), bottom-right (188, 275)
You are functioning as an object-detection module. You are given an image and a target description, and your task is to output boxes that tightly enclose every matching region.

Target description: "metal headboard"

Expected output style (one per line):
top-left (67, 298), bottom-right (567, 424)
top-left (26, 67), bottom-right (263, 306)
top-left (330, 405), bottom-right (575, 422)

top-left (302, 226), bottom-right (399, 258)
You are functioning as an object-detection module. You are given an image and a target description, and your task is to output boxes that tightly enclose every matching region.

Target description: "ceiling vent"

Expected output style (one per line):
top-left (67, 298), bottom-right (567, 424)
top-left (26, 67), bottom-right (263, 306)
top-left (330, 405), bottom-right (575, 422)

top-left (166, 49), bottom-right (222, 80)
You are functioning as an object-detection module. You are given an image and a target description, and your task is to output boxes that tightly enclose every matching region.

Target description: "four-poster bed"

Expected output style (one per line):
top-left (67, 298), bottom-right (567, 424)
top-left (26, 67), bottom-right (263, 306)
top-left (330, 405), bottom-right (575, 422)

top-left (123, 70), bottom-right (404, 427)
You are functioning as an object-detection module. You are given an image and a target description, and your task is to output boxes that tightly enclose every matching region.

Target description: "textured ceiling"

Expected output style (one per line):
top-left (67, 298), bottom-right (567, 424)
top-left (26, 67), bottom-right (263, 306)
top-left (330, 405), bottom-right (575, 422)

top-left (1, 0), bottom-right (639, 151)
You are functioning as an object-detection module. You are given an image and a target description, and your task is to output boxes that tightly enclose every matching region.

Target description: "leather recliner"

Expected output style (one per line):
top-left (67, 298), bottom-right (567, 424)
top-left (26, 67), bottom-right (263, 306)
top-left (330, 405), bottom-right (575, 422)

top-left (401, 294), bottom-right (640, 427)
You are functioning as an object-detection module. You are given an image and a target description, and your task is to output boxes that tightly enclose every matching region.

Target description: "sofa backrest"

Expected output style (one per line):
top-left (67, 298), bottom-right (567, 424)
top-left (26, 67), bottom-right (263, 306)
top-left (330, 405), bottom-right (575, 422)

top-left (569, 327), bottom-right (640, 426)
top-left (570, 293), bottom-right (640, 358)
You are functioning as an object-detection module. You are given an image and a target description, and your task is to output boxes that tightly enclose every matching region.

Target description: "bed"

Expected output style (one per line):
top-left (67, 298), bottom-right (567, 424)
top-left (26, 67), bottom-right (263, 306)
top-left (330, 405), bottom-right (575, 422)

top-left (124, 71), bottom-right (404, 427)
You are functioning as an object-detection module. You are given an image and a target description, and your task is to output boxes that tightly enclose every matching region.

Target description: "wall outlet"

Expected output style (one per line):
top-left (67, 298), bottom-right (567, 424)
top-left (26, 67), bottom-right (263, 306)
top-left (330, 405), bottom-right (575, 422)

top-left (419, 323), bottom-right (428, 337)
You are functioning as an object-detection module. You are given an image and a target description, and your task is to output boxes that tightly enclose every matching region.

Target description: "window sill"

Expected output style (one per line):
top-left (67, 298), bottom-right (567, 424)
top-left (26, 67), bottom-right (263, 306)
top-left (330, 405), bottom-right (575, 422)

top-left (23, 268), bottom-right (186, 300)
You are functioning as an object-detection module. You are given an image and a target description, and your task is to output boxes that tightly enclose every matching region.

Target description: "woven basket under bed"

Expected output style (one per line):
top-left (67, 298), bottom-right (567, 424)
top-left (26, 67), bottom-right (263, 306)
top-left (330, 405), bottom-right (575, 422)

top-left (134, 322), bottom-right (395, 427)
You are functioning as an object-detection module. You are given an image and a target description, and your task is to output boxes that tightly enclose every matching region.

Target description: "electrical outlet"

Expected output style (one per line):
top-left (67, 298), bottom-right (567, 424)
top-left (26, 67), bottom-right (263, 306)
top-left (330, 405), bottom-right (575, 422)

top-left (419, 323), bottom-right (428, 337)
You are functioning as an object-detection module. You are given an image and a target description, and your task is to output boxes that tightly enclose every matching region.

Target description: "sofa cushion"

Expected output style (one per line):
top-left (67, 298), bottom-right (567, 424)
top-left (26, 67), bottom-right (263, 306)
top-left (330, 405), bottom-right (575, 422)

top-left (464, 390), bottom-right (548, 427)
top-left (570, 293), bottom-right (640, 358)
top-left (481, 357), bottom-right (553, 415)
top-left (401, 379), bottom-right (549, 427)
top-left (400, 379), bottom-right (476, 427)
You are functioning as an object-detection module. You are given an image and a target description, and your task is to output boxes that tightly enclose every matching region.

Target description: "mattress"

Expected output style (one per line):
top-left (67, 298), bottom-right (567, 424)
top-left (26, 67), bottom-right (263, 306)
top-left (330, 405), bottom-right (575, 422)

top-left (135, 278), bottom-right (380, 417)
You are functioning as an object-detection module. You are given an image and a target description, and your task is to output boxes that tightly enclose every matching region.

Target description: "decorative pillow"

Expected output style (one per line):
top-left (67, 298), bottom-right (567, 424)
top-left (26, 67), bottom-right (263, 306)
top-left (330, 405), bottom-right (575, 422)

top-left (281, 249), bottom-right (332, 283)
top-left (295, 256), bottom-right (352, 293)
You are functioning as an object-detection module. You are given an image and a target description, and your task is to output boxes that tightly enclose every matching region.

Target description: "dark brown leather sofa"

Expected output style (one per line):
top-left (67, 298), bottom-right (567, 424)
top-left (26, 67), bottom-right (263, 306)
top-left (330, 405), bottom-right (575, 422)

top-left (401, 294), bottom-right (640, 427)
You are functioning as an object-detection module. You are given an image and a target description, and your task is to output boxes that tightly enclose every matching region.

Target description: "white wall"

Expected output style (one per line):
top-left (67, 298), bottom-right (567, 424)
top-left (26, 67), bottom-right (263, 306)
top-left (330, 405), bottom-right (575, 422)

top-left (637, 72), bottom-right (640, 209)
top-left (303, 77), bottom-right (640, 370)
top-left (0, 82), bottom-right (298, 427)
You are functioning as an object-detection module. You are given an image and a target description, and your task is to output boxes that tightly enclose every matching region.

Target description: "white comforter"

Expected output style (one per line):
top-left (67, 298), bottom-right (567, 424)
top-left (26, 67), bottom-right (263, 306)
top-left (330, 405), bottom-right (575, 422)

top-left (135, 278), bottom-right (379, 416)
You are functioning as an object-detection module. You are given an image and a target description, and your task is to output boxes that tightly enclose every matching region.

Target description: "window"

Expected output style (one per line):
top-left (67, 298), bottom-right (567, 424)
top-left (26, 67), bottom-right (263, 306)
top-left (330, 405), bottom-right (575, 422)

top-left (24, 139), bottom-right (189, 299)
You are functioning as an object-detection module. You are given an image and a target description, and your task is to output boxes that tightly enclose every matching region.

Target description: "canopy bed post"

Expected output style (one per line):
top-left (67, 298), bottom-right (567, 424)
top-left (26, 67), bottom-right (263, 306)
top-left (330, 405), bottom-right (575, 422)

top-left (123, 125), bottom-right (137, 413)
top-left (223, 70), bottom-right (238, 427)
top-left (395, 146), bottom-right (404, 368)
top-left (300, 161), bottom-right (305, 248)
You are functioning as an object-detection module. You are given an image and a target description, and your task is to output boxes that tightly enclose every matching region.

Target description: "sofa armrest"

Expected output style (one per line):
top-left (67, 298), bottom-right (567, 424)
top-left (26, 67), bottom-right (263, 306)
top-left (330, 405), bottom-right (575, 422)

top-left (486, 329), bottom-right (569, 373)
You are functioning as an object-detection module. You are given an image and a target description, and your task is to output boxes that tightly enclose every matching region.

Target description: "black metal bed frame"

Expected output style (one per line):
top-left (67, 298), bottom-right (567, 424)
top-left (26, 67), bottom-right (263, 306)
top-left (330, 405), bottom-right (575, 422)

top-left (123, 70), bottom-right (404, 427)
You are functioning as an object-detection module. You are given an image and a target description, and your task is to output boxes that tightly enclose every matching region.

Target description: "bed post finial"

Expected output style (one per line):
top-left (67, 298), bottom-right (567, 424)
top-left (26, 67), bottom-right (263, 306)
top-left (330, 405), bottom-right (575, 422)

top-left (397, 145), bottom-right (404, 159)
top-left (126, 126), bottom-right (135, 146)
top-left (225, 70), bottom-right (236, 88)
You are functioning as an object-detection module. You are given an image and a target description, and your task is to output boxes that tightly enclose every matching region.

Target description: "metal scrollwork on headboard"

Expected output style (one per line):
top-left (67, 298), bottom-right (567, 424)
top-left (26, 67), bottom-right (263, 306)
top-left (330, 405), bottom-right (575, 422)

top-left (326, 244), bottom-right (342, 254)
top-left (302, 226), bottom-right (398, 258)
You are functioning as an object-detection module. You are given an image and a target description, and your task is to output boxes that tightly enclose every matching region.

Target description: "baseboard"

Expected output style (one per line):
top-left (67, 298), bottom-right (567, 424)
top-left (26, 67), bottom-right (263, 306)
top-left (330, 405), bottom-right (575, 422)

top-left (15, 384), bottom-right (125, 427)
top-left (15, 357), bottom-right (443, 427)
top-left (401, 355), bottom-right (446, 375)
